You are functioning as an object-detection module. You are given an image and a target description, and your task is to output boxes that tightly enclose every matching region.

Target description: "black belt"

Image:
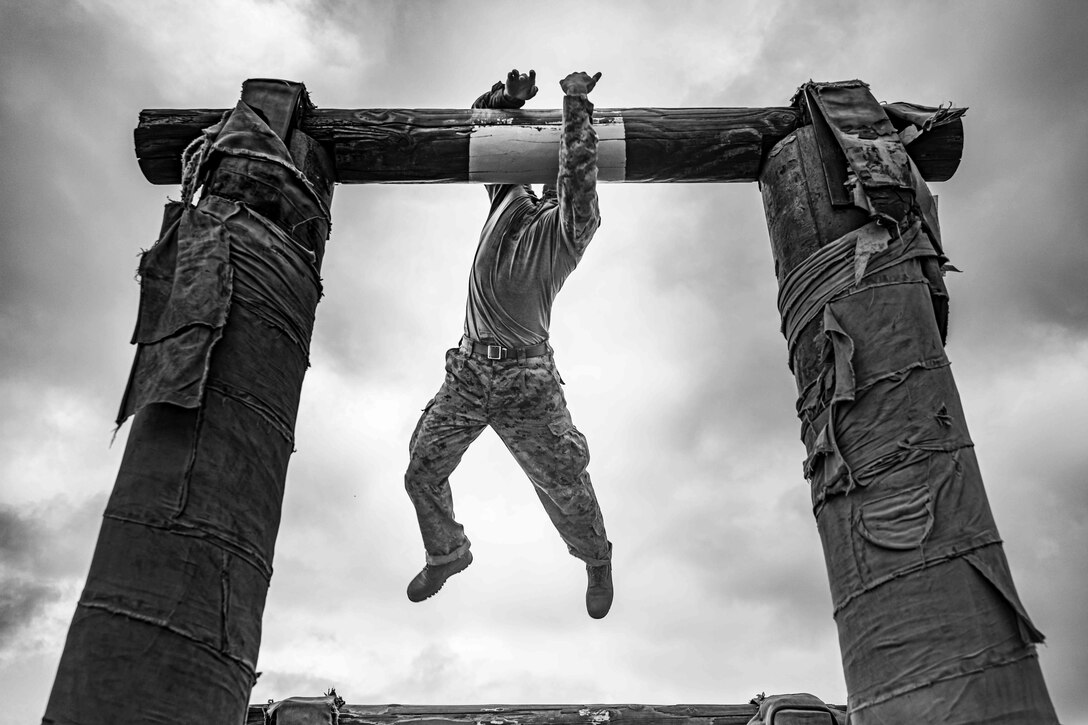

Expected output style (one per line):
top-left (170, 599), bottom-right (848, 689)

top-left (463, 338), bottom-right (549, 361)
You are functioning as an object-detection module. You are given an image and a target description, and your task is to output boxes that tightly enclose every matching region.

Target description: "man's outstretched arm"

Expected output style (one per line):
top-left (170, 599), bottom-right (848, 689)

top-left (472, 68), bottom-right (537, 110)
top-left (473, 69), bottom-right (538, 203)
top-left (557, 71), bottom-right (602, 256)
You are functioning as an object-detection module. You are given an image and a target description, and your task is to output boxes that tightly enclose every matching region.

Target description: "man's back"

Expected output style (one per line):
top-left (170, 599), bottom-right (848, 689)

top-left (466, 186), bottom-right (582, 347)
top-left (464, 78), bottom-right (601, 348)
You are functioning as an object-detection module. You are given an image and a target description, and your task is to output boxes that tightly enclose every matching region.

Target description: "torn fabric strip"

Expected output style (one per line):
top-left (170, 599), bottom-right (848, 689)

top-left (776, 219), bottom-right (938, 368)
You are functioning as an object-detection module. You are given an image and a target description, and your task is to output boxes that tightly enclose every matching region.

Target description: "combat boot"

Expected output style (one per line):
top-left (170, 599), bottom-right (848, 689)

top-left (586, 561), bottom-right (613, 618)
top-left (407, 551), bottom-right (473, 602)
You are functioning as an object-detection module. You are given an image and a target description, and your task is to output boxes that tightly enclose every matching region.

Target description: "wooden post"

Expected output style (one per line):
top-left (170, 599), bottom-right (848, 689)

top-left (759, 82), bottom-right (1057, 723)
top-left (43, 80), bottom-right (334, 725)
top-left (134, 104), bottom-right (964, 185)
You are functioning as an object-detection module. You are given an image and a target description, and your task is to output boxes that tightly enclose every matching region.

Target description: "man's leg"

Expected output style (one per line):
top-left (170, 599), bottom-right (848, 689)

top-left (405, 349), bottom-right (487, 570)
top-left (490, 360), bottom-right (611, 564)
top-left (491, 359), bottom-right (612, 617)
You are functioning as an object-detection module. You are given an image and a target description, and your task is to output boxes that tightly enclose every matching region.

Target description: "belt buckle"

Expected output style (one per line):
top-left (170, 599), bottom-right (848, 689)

top-left (486, 344), bottom-right (506, 360)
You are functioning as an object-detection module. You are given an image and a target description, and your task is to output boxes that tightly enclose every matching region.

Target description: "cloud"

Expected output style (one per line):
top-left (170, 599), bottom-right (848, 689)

top-left (0, 579), bottom-right (63, 647)
top-left (0, 497), bottom-right (103, 652)
top-left (0, 1), bottom-right (161, 390)
top-left (0, 508), bottom-right (55, 647)
top-left (0, 505), bottom-right (36, 566)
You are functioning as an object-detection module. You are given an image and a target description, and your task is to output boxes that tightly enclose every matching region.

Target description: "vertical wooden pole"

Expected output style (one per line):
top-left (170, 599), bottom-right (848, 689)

top-left (43, 80), bottom-right (334, 725)
top-left (759, 123), bottom-right (1058, 722)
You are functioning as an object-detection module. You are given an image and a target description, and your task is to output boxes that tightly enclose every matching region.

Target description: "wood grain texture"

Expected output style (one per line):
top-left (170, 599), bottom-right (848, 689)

top-left (245, 703), bottom-right (770, 725)
top-left (135, 106), bottom-right (963, 186)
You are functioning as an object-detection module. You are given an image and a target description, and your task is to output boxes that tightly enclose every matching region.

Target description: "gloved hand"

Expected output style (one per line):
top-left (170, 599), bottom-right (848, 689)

top-left (504, 68), bottom-right (538, 102)
top-left (560, 71), bottom-right (602, 96)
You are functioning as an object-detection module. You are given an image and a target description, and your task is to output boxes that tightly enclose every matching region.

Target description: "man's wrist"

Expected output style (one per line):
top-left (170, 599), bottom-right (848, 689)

top-left (501, 90), bottom-right (526, 107)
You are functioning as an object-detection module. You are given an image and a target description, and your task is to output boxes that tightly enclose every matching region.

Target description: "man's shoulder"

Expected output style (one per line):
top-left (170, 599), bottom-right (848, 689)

top-left (490, 185), bottom-right (537, 214)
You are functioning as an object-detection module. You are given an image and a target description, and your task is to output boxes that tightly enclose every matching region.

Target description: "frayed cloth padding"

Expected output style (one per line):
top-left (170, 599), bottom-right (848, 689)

top-left (780, 214), bottom-right (1045, 715)
top-left (117, 100), bottom-right (328, 434)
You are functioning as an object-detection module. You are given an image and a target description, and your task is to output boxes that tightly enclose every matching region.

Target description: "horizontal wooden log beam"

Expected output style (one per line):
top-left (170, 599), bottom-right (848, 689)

top-left (244, 703), bottom-right (771, 725)
top-left (135, 106), bottom-right (963, 186)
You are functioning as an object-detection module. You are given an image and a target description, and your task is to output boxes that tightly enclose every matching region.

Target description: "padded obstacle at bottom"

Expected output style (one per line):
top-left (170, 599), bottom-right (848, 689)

top-left (249, 697), bottom-right (847, 725)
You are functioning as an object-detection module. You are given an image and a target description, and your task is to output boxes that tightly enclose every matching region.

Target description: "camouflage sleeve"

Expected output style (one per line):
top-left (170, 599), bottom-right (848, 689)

top-left (472, 81), bottom-right (526, 111)
top-left (473, 81), bottom-right (526, 204)
top-left (558, 93), bottom-right (600, 255)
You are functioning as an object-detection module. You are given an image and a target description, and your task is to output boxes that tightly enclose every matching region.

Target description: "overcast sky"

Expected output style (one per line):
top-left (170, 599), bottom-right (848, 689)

top-left (2, 0), bottom-right (1087, 722)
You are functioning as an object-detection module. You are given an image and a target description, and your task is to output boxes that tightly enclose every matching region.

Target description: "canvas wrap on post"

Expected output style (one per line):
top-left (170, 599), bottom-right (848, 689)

top-left (45, 81), bottom-right (333, 725)
top-left (759, 82), bottom-right (1057, 723)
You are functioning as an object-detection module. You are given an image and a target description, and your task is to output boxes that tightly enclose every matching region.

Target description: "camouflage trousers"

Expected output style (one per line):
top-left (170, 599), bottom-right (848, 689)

top-left (405, 339), bottom-right (611, 567)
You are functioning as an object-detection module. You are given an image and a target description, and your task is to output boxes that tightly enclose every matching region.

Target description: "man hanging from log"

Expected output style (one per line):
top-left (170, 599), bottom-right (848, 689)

top-left (404, 68), bottom-right (613, 618)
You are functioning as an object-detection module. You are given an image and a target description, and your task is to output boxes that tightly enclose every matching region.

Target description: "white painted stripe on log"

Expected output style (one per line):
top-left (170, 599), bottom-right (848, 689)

top-left (467, 116), bottom-right (627, 183)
